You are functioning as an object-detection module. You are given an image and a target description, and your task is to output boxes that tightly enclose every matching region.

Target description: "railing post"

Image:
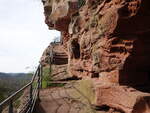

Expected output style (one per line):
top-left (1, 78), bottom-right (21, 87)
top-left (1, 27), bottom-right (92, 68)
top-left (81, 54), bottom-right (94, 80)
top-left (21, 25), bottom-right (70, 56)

top-left (30, 84), bottom-right (33, 102)
top-left (37, 67), bottom-right (40, 100)
top-left (9, 100), bottom-right (13, 113)
top-left (29, 84), bottom-right (33, 113)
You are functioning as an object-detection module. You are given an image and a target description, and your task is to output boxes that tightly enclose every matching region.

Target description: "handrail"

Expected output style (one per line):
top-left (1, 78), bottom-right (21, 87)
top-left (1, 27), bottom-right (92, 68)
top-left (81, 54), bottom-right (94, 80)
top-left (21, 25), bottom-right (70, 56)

top-left (0, 64), bottom-right (43, 113)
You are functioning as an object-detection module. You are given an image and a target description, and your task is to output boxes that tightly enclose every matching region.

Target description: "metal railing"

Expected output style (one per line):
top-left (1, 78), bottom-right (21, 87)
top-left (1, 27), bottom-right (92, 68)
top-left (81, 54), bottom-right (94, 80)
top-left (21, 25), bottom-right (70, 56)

top-left (0, 64), bottom-right (43, 113)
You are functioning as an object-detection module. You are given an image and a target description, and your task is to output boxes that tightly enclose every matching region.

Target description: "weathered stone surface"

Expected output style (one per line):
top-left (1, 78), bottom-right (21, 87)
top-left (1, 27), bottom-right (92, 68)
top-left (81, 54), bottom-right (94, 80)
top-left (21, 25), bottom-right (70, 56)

top-left (41, 0), bottom-right (150, 112)
top-left (42, 0), bottom-right (78, 32)
top-left (95, 83), bottom-right (150, 113)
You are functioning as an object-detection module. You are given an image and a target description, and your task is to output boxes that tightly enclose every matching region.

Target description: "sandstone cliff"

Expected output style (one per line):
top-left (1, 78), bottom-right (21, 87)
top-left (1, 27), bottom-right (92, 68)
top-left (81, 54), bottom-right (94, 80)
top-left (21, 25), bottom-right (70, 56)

top-left (41, 0), bottom-right (150, 113)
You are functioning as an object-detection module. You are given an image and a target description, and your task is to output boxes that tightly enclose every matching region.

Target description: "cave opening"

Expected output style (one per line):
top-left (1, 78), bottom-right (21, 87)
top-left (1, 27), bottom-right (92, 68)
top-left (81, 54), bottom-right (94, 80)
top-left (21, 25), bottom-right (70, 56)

top-left (119, 52), bottom-right (150, 93)
top-left (71, 40), bottom-right (80, 59)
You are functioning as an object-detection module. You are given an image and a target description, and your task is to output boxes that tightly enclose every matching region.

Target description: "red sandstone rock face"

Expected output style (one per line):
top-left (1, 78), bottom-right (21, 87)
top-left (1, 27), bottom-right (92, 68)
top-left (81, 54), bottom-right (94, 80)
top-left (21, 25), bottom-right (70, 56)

top-left (42, 0), bottom-right (150, 112)
top-left (59, 0), bottom-right (150, 86)
top-left (95, 84), bottom-right (150, 113)
top-left (42, 0), bottom-right (78, 32)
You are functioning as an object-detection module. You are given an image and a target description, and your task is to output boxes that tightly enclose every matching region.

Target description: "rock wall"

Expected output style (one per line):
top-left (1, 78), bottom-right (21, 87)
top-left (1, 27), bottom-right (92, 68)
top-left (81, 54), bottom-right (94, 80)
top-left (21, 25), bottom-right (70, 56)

top-left (40, 42), bottom-right (61, 66)
top-left (41, 0), bottom-right (150, 112)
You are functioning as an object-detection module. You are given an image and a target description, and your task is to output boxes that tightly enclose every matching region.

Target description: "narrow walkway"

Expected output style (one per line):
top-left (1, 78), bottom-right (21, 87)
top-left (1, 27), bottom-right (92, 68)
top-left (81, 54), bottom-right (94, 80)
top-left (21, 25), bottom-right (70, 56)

top-left (35, 83), bottom-right (92, 113)
top-left (35, 80), bottom-right (116, 113)
top-left (36, 83), bottom-right (99, 113)
top-left (35, 44), bottom-right (120, 113)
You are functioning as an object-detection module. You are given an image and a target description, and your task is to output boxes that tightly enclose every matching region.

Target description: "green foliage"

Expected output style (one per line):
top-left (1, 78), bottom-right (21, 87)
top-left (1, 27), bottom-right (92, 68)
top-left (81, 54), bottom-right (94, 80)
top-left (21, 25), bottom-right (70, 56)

top-left (42, 81), bottom-right (48, 89)
top-left (42, 66), bottom-right (52, 88)
top-left (0, 73), bottom-right (32, 102)
top-left (41, 66), bottom-right (65, 88)
top-left (0, 92), bottom-right (5, 102)
top-left (43, 66), bottom-right (51, 78)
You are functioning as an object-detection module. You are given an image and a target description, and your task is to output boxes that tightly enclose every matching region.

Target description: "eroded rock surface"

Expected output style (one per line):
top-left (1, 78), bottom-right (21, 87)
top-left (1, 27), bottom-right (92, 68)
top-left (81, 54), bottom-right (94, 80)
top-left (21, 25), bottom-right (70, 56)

top-left (41, 0), bottom-right (150, 112)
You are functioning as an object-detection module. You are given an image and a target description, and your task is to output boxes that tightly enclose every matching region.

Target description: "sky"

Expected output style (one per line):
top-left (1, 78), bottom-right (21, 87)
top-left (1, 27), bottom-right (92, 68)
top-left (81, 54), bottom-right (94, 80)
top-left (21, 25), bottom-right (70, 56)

top-left (0, 0), bottom-right (60, 73)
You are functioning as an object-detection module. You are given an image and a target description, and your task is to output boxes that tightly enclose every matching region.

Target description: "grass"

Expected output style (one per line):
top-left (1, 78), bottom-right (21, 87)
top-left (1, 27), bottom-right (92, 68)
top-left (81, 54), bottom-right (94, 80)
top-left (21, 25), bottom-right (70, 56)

top-left (41, 65), bottom-right (66, 88)
top-left (42, 66), bottom-right (52, 88)
top-left (42, 66), bottom-right (51, 88)
top-left (42, 81), bottom-right (48, 89)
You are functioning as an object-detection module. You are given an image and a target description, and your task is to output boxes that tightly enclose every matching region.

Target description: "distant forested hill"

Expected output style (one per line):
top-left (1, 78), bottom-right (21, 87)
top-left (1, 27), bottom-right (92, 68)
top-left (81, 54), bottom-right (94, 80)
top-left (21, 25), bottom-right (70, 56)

top-left (0, 72), bottom-right (32, 102)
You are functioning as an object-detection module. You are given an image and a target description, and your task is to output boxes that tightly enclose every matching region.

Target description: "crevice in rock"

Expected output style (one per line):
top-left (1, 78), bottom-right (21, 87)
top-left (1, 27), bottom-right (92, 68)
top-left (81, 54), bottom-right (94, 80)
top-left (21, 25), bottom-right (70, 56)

top-left (92, 105), bottom-right (125, 113)
top-left (71, 40), bottom-right (80, 59)
top-left (59, 76), bottom-right (81, 81)
top-left (92, 105), bottom-right (110, 111)
top-left (76, 69), bottom-right (84, 72)
top-left (91, 73), bottom-right (99, 78)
